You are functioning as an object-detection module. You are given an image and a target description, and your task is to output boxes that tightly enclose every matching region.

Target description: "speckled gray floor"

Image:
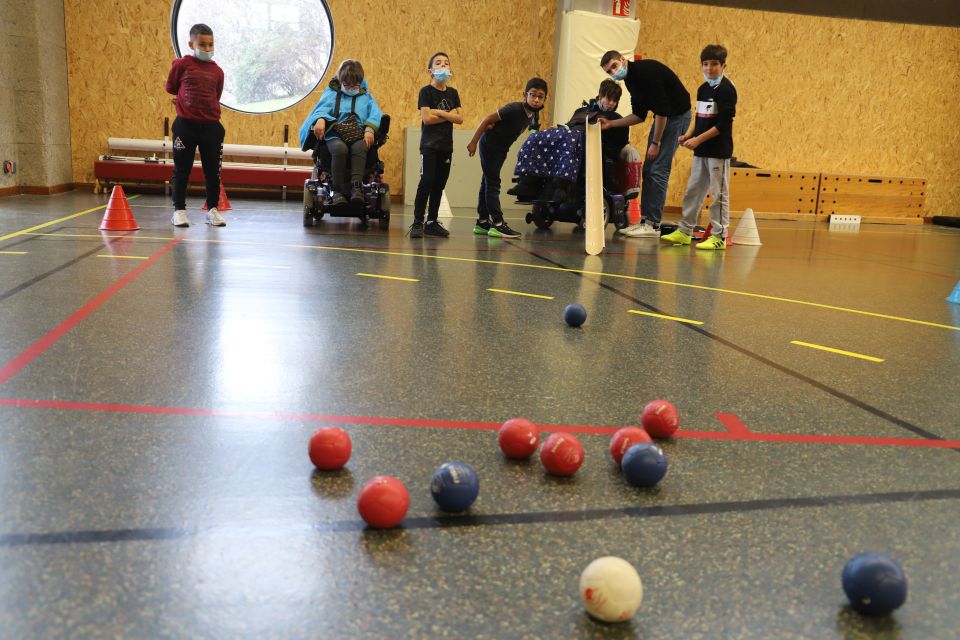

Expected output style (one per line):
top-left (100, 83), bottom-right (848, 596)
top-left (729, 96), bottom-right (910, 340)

top-left (1, 192), bottom-right (959, 638)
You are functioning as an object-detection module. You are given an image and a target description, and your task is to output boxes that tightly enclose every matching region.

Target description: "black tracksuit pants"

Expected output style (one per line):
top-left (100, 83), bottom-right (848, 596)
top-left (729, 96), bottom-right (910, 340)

top-left (171, 117), bottom-right (225, 211)
top-left (413, 149), bottom-right (452, 222)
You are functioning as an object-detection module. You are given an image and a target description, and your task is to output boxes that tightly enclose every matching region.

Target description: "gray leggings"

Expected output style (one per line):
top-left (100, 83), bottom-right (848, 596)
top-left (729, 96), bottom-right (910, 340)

top-left (326, 137), bottom-right (367, 189)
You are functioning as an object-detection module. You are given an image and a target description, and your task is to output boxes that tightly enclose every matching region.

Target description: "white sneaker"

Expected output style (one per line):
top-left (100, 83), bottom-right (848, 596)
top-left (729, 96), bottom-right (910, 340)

top-left (205, 207), bottom-right (226, 227)
top-left (617, 222), bottom-right (644, 236)
top-left (171, 210), bottom-right (189, 227)
top-left (624, 222), bottom-right (660, 238)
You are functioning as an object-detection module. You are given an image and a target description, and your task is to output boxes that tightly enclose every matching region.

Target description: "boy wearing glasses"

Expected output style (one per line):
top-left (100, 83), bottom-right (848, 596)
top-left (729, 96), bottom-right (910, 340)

top-left (467, 77), bottom-right (548, 238)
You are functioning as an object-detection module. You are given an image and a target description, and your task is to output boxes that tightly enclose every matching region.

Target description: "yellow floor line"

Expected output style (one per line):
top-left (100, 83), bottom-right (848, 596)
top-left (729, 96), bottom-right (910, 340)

top-left (356, 273), bottom-right (419, 282)
top-left (21, 231), bottom-right (960, 332)
top-left (0, 196), bottom-right (140, 243)
top-left (31, 232), bottom-right (174, 241)
top-left (0, 251), bottom-right (28, 255)
top-left (628, 309), bottom-right (703, 325)
top-left (488, 288), bottom-right (555, 300)
top-left (97, 255), bottom-right (149, 260)
top-left (790, 341), bottom-right (885, 363)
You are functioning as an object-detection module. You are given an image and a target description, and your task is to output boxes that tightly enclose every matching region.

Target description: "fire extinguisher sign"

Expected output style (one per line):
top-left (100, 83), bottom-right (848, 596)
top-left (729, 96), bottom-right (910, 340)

top-left (612, 0), bottom-right (630, 16)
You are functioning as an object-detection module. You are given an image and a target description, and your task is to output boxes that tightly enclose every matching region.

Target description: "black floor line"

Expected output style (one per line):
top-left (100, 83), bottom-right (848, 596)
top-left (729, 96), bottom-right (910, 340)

top-left (514, 243), bottom-right (955, 446)
top-left (0, 243), bottom-right (107, 304)
top-left (0, 227), bottom-right (67, 251)
top-left (2, 488), bottom-right (957, 547)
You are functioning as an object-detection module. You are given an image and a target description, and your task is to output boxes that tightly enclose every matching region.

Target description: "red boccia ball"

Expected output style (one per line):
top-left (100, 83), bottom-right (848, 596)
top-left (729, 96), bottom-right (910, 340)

top-left (540, 432), bottom-right (585, 476)
top-left (641, 400), bottom-right (680, 438)
top-left (609, 427), bottom-right (653, 465)
top-left (308, 427), bottom-right (352, 470)
top-left (357, 476), bottom-right (409, 529)
top-left (498, 418), bottom-right (540, 459)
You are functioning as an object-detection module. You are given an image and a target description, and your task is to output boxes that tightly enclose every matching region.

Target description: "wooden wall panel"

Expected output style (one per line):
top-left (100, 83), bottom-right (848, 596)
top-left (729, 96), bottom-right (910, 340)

top-left (65, 0), bottom-right (557, 196)
top-left (63, 0), bottom-right (959, 217)
top-left (631, 0), bottom-right (960, 217)
top-left (818, 173), bottom-right (926, 223)
top-left (701, 169), bottom-right (821, 218)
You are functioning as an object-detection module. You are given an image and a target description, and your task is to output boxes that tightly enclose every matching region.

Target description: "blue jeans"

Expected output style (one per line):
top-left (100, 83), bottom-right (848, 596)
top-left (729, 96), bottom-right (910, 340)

top-left (640, 110), bottom-right (691, 226)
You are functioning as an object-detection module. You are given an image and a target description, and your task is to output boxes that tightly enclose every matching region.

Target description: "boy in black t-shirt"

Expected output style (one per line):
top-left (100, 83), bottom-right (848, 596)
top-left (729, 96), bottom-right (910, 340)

top-left (412, 52), bottom-right (463, 238)
top-left (662, 44), bottom-right (738, 251)
top-left (467, 77), bottom-right (548, 238)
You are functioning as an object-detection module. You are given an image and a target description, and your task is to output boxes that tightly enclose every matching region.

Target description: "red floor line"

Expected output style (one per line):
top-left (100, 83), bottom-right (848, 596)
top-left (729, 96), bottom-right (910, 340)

top-left (0, 239), bottom-right (181, 387)
top-left (0, 397), bottom-right (958, 449)
top-left (715, 413), bottom-right (753, 435)
top-left (674, 430), bottom-right (960, 449)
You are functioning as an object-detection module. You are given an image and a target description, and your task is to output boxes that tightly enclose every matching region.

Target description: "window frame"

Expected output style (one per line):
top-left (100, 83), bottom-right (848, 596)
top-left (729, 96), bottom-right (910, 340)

top-left (169, 0), bottom-right (336, 115)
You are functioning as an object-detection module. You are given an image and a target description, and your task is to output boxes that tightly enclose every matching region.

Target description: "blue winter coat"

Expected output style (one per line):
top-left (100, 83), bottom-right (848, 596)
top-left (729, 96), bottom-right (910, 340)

top-left (299, 78), bottom-right (383, 150)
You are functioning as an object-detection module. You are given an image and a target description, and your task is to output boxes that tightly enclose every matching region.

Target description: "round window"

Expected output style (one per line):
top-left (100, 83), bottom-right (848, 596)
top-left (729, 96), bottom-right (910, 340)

top-left (170, 0), bottom-right (334, 114)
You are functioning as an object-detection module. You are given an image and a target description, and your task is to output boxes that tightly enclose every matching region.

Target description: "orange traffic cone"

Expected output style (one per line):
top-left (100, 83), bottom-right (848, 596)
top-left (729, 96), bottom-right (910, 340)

top-left (202, 183), bottom-right (233, 212)
top-left (626, 197), bottom-right (641, 224)
top-left (99, 186), bottom-right (140, 231)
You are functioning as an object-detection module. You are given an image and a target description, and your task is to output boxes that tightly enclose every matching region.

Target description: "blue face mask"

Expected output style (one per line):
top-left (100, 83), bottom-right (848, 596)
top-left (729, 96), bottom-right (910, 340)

top-left (611, 64), bottom-right (628, 81)
top-left (432, 68), bottom-right (452, 83)
top-left (704, 73), bottom-right (723, 88)
top-left (342, 86), bottom-right (361, 97)
top-left (193, 49), bottom-right (213, 62)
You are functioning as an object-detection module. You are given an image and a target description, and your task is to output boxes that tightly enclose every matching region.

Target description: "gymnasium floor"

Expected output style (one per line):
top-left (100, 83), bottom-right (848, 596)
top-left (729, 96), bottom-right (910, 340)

top-left (1, 191), bottom-right (958, 638)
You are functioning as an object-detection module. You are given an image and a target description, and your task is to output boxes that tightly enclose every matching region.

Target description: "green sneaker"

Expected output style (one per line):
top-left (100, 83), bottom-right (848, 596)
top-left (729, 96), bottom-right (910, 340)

top-left (696, 235), bottom-right (726, 251)
top-left (660, 229), bottom-right (691, 245)
top-left (473, 220), bottom-right (491, 235)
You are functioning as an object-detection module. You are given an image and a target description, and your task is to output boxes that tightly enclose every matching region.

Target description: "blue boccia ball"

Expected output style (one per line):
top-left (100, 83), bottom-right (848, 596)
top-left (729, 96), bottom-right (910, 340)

top-left (841, 552), bottom-right (908, 616)
top-left (564, 303), bottom-right (587, 327)
top-left (620, 443), bottom-right (668, 487)
top-left (430, 461), bottom-right (480, 512)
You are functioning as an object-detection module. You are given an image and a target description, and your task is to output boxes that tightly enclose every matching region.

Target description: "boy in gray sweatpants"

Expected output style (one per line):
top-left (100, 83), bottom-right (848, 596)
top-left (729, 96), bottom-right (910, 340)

top-left (661, 44), bottom-right (738, 251)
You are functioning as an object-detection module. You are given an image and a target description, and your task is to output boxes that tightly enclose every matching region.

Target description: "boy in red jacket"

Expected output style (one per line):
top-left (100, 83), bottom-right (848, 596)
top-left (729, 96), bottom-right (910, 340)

top-left (166, 23), bottom-right (226, 227)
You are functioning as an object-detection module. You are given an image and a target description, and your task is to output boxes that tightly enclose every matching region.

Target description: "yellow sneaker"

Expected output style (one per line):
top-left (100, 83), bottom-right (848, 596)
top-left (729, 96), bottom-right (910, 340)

top-left (660, 229), bottom-right (691, 245)
top-left (696, 235), bottom-right (726, 251)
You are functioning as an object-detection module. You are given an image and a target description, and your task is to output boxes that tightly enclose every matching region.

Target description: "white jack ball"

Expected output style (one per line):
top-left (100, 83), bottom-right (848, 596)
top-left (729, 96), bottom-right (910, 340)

top-left (579, 556), bottom-right (644, 623)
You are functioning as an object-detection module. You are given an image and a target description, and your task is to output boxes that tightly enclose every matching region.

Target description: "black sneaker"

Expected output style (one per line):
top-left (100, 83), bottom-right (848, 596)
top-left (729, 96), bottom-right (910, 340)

top-left (507, 178), bottom-right (542, 199)
top-left (488, 222), bottom-right (521, 238)
top-left (350, 182), bottom-right (365, 205)
top-left (424, 220), bottom-right (450, 237)
top-left (409, 220), bottom-right (424, 238)
top-left (473, 219), bottom-right (491, 235)
top-left (329, 192), bottom-right (347, 206)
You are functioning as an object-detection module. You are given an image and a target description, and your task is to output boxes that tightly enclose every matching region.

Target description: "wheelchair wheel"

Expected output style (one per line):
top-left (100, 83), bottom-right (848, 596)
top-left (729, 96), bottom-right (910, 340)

top-left (612, 203), bottom-right (629, 229)
top-left (531, 202), bottom-right (553, 230)
top-left (303, 206), bottom-right (315, 227)
top-left (378, 189), bottom-right (391, 228)
top-left (303, 183), bottom-right (324, 226)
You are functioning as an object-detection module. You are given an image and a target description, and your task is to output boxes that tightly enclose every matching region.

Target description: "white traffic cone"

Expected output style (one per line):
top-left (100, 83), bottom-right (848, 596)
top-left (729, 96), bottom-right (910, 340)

top-left (438, 190), bottom-right (453, 218)
top-left (730, 207), bottom-right (762, 246)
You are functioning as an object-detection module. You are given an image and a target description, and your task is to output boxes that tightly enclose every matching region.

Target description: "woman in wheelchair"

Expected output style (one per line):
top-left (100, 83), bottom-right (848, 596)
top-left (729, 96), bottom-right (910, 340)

top-left (299, 59), bottom-right (383, 206)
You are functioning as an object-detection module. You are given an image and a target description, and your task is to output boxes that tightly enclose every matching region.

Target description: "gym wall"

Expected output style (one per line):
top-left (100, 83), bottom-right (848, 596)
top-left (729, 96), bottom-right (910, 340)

top-left (62, 1), bottom-right (958, 216)
top-left (63, 0), bottom-right (557, 198)
top-left (631, 0), bottom-right (960, 217)
top-left (2, 0), bottom-right (73, 195)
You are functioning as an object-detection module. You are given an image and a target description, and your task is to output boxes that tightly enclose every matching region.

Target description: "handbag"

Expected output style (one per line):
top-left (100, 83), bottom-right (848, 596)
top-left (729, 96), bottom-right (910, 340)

top-left (331, 113), bottom-right (365, 145)
top-left (328, 93), bottom-right (365, 144)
